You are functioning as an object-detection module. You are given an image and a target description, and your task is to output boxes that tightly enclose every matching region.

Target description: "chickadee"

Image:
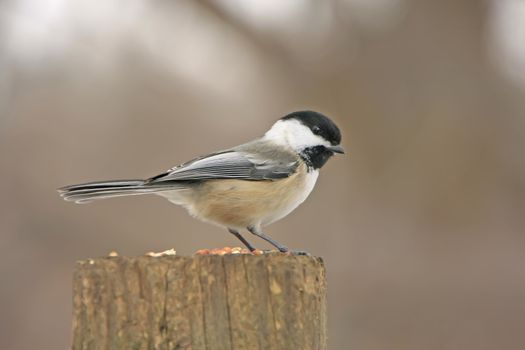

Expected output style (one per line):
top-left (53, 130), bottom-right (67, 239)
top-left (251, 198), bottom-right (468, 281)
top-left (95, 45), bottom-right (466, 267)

top-left (59, 110), bottom-right (344, 252)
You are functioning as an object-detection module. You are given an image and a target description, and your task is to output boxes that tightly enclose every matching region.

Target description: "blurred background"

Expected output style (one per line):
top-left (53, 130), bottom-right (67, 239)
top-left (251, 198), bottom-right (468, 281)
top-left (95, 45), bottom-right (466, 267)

top-left (1, 0), bottom-right (525, 349)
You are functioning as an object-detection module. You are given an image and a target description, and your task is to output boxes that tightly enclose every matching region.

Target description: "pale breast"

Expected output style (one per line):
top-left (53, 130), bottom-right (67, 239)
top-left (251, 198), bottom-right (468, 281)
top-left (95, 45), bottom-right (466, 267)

top-left (262, 168), bottom-right (319, 225)
top-left (187, 163), bottom-right (319, 229)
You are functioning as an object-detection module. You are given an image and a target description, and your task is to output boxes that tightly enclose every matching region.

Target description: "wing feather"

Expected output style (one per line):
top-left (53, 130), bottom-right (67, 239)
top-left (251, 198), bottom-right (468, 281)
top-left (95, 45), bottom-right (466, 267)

top-left (147, 149), bottom-right (298, 183)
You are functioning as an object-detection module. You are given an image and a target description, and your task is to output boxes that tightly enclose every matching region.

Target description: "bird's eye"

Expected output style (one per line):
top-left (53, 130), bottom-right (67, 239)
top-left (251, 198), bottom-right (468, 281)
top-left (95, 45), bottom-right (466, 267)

top-left (312, 126), bottom-right (321, 134)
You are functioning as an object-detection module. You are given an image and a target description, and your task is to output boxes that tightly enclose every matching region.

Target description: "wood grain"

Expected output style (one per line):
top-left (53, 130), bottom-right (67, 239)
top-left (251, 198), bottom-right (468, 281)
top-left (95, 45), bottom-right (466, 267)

top-left (72, 253), bottom-right (327, 350)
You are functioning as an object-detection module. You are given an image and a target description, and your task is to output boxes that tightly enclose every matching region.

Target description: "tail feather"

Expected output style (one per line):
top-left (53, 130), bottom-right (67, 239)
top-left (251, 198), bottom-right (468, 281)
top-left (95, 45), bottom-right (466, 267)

top-left (58, 179), bottom-right (181, 204)
top-left (59, 180), bottom-right (145, 192)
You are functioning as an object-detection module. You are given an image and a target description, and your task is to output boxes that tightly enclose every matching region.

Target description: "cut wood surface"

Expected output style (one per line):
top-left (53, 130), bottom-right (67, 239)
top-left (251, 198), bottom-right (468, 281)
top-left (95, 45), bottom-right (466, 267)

top-left (72, 253), bottom-right (327, 350)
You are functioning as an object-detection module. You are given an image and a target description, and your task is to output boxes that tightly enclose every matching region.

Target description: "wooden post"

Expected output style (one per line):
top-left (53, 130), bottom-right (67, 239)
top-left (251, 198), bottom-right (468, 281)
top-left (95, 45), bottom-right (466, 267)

top-left (72, 253), bottom-right (327, 350)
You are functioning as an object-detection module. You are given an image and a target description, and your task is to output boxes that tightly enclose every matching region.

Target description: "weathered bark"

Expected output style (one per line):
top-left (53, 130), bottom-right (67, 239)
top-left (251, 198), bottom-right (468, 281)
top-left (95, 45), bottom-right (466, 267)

top-left (72, 253), bottom-right (327, 350)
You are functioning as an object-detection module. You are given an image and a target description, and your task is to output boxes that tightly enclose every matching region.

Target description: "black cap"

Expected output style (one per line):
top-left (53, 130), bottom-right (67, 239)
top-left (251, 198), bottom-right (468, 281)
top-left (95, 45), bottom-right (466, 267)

top-left (281, 110), bottom-right (342, 146)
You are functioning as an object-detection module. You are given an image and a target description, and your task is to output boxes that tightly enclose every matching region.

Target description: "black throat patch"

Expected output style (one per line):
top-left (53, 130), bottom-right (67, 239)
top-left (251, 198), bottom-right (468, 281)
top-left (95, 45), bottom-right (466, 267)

top-left (300, 146), bottom-right (334, 170)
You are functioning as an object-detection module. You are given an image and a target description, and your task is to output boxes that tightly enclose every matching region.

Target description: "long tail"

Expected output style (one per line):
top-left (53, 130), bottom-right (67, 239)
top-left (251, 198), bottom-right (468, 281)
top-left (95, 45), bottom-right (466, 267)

top-left (58, 179), bottom-right (179, 204)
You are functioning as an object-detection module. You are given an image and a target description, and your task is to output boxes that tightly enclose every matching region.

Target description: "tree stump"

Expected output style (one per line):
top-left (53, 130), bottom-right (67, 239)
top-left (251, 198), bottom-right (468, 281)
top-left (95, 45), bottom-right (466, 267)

top-left (72, 253), bottom-right (327, 350)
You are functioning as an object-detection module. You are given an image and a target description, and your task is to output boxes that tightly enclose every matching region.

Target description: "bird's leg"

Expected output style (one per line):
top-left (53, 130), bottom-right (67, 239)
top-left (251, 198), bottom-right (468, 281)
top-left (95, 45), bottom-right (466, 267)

top-left (228, 228), bottom-right (257, 252)
top-left (247, 226), bottom-right (289, 253)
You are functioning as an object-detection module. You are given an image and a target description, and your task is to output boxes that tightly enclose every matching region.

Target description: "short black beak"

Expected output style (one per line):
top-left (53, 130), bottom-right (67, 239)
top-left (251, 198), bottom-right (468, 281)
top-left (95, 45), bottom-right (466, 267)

top-left (327, 145), bottom-right (345, 154)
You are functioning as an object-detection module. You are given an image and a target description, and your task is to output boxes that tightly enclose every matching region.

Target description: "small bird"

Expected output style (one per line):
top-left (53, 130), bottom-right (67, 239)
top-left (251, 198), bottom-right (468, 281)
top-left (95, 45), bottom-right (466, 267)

top-left (59, 110), bottom-right (344, 252)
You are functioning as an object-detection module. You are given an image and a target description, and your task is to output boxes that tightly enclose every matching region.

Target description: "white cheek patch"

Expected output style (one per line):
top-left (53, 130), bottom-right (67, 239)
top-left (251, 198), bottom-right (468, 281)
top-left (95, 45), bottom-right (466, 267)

top-left (264, 120), bottom-right (330, 150)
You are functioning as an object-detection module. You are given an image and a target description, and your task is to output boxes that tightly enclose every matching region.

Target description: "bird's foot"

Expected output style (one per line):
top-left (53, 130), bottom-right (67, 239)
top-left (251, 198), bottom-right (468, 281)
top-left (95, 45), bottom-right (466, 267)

top-left (289, 250), bottom-right (312, 256)
top-left (262, 247), bottom-right (310, 254)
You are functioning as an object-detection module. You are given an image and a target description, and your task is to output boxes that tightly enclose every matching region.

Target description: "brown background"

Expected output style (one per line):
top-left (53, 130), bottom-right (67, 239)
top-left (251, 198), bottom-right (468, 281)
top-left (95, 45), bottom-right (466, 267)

top-left (1, 1), bottom-right (525, 349)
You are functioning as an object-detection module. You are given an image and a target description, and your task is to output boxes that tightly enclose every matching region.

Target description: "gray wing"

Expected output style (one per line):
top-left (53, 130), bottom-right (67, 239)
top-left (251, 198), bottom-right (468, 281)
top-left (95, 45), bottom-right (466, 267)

top-left (147, 148), bottom-right (299, 184)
